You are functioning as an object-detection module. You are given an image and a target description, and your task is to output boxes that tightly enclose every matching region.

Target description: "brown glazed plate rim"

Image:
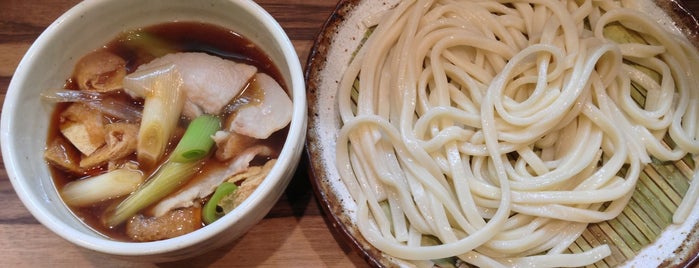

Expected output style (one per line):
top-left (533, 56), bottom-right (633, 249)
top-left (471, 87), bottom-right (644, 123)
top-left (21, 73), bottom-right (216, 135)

top-left (303, 0), bottom-right (699, 267)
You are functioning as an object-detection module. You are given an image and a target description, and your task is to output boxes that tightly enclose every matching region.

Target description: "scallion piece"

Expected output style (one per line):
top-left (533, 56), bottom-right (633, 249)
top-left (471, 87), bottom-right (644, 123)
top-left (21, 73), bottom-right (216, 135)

top-left (123, 31), bottom-right (178, 58)
top-left (169, 115), bottom-right (221, 163)
top-left (130, 64), bottom-right (186, 170)
top-left (202, 182), bottom-right (238, 224)
top-left (62, 168), bottom-right (144, 207)
top-left (105, 160), bottom-right (202, 227)
top-left (104, 114), bottom-right (222, 227)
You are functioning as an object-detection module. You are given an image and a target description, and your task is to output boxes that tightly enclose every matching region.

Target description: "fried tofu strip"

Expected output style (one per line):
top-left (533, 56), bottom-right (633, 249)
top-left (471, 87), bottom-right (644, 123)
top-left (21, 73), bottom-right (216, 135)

top-left (126, 206), bottom-right (202, 242)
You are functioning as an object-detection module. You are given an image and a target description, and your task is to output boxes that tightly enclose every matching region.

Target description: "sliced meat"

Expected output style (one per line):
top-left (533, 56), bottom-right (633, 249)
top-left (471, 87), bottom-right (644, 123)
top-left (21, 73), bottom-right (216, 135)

top-left (228, 73), bottom-right (292, 139)
top-left (212, 130), bottom-right (258, 161)
top-left (125, 52), bottom-right (257, 118)
top-left (150, 145), bottom-right (273, 217)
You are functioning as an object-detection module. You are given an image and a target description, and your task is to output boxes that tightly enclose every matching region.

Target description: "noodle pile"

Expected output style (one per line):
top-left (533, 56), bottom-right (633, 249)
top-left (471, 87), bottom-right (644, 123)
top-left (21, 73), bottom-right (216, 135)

top-left (334, 0), bottom-right (699, 266)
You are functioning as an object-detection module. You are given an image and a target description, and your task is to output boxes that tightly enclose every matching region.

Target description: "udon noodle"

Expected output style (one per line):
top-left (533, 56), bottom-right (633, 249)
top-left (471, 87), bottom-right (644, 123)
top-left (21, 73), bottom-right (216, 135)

top-left (334, 0), bottom-right (699, 266)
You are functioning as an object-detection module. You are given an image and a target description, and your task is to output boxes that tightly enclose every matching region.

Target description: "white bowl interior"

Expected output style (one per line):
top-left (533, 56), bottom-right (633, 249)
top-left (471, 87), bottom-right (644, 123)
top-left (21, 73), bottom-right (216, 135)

top-left (1, 0), bottom-right (306, 262)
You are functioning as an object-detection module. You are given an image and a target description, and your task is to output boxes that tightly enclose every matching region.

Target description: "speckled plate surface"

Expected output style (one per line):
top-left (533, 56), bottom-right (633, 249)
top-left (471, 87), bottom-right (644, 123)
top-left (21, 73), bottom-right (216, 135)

top-left (304, 0), bottom-right (699, 267)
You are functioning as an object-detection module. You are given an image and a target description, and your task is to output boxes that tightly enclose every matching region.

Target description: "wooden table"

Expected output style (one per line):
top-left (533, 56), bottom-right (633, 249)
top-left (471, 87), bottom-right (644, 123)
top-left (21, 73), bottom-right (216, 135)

top-left (1, 1), bottom-right (698, 267)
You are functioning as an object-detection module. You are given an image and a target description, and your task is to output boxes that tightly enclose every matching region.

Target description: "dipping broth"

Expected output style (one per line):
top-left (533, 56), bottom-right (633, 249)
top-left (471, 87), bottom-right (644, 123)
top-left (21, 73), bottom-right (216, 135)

top-left (45, 21), bottom-right (290, 241)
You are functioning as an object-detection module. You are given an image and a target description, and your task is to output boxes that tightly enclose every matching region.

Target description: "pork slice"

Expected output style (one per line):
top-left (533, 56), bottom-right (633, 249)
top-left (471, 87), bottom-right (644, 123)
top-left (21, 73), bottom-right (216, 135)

top-left (228, 73), bottom-right (292, 139)
top-left (150, 145), bottom-right (273, 217)
top-left (125, 52), bottom-right (257, 118)
top-left (212, 130), bottom-right (258, 161)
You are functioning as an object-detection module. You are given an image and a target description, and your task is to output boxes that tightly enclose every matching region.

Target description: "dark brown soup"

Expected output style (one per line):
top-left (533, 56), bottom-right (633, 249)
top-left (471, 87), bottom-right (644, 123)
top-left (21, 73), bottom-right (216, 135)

top-left (46, 21), bottom-right (289, 241)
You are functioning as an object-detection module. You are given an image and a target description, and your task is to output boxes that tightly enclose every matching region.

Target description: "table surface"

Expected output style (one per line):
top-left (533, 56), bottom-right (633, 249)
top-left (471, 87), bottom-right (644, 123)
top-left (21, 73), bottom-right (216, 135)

top-left (1, 1), bottom-right (698, 267)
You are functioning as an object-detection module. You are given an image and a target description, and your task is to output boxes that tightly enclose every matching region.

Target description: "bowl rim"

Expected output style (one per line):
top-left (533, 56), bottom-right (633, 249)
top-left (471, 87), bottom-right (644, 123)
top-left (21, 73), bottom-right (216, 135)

top-left (304, 0), bottom-right (398, 266)
top-left (1, 0), bottom-right (307, 258)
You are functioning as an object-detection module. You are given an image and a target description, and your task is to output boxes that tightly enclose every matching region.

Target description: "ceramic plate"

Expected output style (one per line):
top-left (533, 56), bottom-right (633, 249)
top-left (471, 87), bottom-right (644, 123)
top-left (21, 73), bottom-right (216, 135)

top-left (305, 0), bottom-right (699, 266)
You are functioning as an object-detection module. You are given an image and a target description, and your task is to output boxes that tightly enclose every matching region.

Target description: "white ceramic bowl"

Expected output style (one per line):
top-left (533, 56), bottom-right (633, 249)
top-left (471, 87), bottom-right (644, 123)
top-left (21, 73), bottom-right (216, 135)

top-left (1, 0), bottom-right (306, 262)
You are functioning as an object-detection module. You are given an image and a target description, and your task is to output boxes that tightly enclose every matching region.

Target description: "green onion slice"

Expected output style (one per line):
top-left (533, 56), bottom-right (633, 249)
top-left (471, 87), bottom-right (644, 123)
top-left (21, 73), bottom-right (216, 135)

top-left (170, 115), bottom-right (221, 163)
top-left (105, 160), bottom-right (202, 227)
top-left (105, 114), bottom-right (221, 227)
top-left (202, 182), bottom-right (238, 224)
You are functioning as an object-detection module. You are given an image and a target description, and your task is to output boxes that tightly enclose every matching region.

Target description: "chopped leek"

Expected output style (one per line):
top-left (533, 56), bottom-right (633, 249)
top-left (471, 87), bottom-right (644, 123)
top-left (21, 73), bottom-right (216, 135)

top-left (169, 115), bottom-right (221, 163)
top-left (105, 160), bottom-right (202, 227)
top-left (126, 64), bottom-right (186, 169)
top-left (41, 89), bottom-right (143, 122)
top-left (122, 31), bottom-right (178, 58)
top-left (202, 182), bottom-right (238, 224)
top-left (61, 168), bottom-right (144, 207)
top-left (105, 114), bottom-right (220, 227)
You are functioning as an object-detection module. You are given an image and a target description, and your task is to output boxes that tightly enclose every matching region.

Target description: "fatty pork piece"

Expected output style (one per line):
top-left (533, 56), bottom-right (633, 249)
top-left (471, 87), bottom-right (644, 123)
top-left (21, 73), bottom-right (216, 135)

top-left (228, 73), bottom-right (292, 139)
top-left (212, 131), bottom-right (257, 161)
top-left (151, 145), bottom-right (273, 217)
top-left (213, 73), bottom-right (293, 161)
top-left (123, 52), bottom-right (257, 118)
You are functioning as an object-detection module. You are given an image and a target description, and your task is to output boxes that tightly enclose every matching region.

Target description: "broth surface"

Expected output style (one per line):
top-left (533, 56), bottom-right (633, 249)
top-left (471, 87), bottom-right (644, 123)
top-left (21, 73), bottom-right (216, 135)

top-left (46, 21), bottom-right (288, 241)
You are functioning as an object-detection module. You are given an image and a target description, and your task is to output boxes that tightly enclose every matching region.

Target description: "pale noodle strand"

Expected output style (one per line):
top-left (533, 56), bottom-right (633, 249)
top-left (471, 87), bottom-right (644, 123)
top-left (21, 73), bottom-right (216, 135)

top-left (334, 0), bottom-right (699, 266)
